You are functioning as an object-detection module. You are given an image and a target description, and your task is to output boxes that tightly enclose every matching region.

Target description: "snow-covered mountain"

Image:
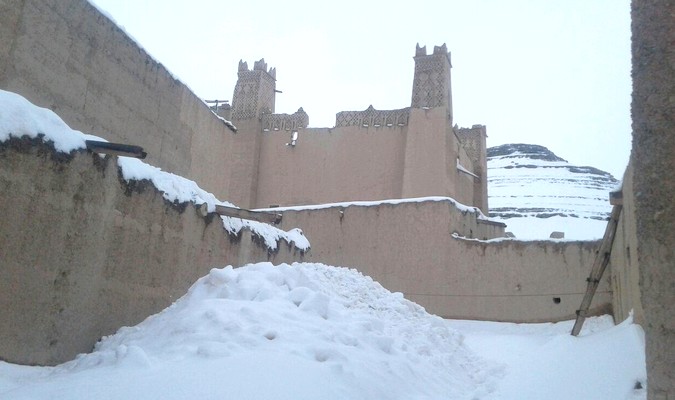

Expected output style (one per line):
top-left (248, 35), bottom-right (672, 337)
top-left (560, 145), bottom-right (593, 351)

top-left (487, 144), bottom-right (619, 240)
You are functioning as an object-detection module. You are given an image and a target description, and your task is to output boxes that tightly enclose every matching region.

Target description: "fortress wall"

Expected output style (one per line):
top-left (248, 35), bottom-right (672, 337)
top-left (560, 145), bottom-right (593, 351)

top-left (276, 202), bottom-right (606, 322)
top-left (0, 0), bottom-right (248, 203)
top-left (254, 113), bottom-right (482, 211)
top-left (255, 125), bottom-right (408, 208)
top-left (456, 125), bottom-right (488, 213)
top-left (0, 141), bottom-right (301, 366)
top-left (455, 138), bottom-right (479, 210)
top-left (402, 108), bottom-right (458, 201)
top-left (608, 164), bottom-right (643, 325)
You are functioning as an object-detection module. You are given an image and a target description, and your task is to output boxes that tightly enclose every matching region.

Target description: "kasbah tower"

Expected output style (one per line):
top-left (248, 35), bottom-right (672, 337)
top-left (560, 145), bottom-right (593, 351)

top-left (218, 44), bottom-right (489, 214)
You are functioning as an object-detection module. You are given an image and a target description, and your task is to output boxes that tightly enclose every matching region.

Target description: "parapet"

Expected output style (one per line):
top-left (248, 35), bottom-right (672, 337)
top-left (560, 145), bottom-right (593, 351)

top-left (263, 107), bottom-right (309, 132)
top-left (414, 42), bottom-right (451, 65)
top-left (455, 124), bottom-right (487, 166)
top-left (335, 105), bottom-right (410, 128)
top-left (238, 58), bottom-right (276, 79)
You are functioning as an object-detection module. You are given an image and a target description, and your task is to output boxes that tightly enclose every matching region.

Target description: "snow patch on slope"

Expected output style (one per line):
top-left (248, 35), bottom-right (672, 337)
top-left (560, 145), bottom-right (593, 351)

top-left (488, 144), bottom-right (618, 240)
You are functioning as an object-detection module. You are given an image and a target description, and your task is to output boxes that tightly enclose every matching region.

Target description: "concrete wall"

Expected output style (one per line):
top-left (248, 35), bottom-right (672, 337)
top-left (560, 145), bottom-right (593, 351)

top-left (0, 0), bottom-right (260, 206)
top-left (631, 0), bottom-right (675, 397)
top-left (0, 140), bottom-right (301, 366)
top-left (275, 202), bottom-right (608, 322)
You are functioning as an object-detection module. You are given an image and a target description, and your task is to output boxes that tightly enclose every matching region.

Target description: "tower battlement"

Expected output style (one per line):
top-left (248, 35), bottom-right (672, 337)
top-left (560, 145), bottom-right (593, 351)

top-left (238, 58), bottom-right (276, 79)
top-left (411, 43), bottom-right (453, 120)
top-left (231, 58), bottom-right (277, 120)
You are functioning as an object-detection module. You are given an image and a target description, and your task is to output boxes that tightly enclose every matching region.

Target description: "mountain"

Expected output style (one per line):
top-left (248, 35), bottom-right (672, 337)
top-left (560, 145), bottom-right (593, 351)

top-left (487, 144), bottom-right (619, 240)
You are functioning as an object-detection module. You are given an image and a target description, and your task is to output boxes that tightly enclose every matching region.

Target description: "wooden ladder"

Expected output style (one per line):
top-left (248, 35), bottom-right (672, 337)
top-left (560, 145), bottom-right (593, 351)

top-left (571, 202), bottom-right (623, 336)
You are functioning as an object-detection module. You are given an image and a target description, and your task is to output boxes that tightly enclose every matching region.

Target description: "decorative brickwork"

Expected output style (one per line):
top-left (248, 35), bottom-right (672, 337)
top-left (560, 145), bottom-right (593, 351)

top-left (231, 59), bottom-right (276, 120)
top-left (411, 43), bottom-right (452, 112)
top-left (455, 125), bottom-right (484, 165)
top-left (335, 105), bottom-right (410, 128)
top-left (263, 107), bottom-right (309, 131)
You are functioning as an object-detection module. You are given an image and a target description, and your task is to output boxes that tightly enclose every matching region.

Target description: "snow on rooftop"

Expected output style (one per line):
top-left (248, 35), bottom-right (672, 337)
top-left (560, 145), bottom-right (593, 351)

top-left (0, 262), bottom-right (646, 399)
top-left (0, 89), bottom-right (308, 252)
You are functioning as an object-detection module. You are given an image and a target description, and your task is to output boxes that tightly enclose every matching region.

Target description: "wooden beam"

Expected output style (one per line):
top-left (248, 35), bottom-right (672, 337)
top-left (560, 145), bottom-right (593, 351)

top-left (210, 204), bottom-right (282, 225)
top-left (609, 190), bottom-right (623, 206)
top-left (85, 140), bottom-right (147, 159)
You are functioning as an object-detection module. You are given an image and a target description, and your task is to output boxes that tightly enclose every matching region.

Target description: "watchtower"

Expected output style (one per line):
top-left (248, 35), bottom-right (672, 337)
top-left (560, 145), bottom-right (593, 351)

top-left (411, 43), bottom-right (453, 122)
top-left (231, 59), bottom-right (277, 120)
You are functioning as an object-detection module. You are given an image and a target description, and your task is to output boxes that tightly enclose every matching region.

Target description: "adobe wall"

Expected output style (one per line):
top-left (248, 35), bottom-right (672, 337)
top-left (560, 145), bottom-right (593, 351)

top-left (255, 126), bottom-right (407, 208)
top-left (0, 140), bottom-right (302, 366)
top-left (0, 0), bottom-right (257, 206)
top-left (609, 164), bottom-right (643, 325)
top-left (631, 0), bottom-right (675, 397)
top-left (254, 109), bottom-right (479, 210)
top-left (274, 202), bottom-right (607, 322)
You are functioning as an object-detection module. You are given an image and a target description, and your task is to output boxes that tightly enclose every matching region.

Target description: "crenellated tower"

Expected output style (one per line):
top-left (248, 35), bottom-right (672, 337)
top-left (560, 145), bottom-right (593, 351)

top-left (402, 43), bottom-right (464, 204)
top-left (231, 58), bottom-right (277, 120)
top-left (410, 43), bottom-right (453, 122)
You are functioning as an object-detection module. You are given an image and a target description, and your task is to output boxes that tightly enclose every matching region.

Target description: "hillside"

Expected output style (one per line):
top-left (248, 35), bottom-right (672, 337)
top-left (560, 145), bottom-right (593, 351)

top-left (487, 144), bottom-right (619, 240)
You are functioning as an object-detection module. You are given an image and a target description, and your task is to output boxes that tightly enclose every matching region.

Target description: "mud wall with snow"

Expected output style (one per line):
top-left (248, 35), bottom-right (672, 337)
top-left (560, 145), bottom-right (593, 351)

top-left (276, 203), bottom-right (609, 322)
top-left (0, 142), bottom-right (302, 366)
top-left (0, 0), bottom-right (261, 206)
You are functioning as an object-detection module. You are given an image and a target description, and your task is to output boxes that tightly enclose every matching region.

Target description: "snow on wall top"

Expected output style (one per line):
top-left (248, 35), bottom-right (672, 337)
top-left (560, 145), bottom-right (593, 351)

top-left (0, 89), bottom-right (308, 252)
top-left (255, 196), bottom-right (494, 222)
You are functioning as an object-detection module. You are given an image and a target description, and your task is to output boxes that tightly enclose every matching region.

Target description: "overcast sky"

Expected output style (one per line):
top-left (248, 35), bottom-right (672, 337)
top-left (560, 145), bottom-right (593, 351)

top-left (90, 0), bottom-right (631, 178)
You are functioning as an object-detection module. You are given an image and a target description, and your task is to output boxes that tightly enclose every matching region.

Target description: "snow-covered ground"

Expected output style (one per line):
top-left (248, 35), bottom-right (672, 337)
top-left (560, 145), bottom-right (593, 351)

top-left (0, 262), bottom-right (645, 400)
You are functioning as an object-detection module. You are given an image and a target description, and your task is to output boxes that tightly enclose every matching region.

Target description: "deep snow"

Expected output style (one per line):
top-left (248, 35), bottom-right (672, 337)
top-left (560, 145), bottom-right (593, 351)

top-left (0, 262), bottom-right (646, 400)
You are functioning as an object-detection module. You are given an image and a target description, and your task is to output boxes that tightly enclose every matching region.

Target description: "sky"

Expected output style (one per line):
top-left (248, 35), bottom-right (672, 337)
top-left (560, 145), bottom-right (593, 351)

top-left (89, 0), bottom-right (632, 179)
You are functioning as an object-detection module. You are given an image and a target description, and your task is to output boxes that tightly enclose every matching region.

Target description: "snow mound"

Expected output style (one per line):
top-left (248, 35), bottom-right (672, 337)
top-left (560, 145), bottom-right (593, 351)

top-left (17, 262), bottom-right (498, 400)
top-left (0, 89), bottom-right (308, 251)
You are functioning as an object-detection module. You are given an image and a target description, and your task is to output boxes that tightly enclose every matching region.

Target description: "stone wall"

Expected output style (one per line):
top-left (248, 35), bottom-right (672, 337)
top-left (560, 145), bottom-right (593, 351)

top-left (631, 0), bottom-right (675, 397)
top-left (273, 202), bottom-right (607, 322)
top-left (0, 141), bottom-right (301, 366)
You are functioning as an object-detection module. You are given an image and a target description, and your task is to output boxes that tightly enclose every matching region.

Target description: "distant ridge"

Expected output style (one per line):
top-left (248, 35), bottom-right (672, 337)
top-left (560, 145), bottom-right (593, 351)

top-left (487, 143), bottom-right (618, 239)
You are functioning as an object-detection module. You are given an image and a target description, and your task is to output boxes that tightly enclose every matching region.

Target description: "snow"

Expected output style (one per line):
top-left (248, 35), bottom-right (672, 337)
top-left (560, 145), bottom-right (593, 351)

top-left (0, 90), bottom-right (106, 151)
top-left (212, 112), bottom-right (237, 132)
top-left (0, 89), bottom-right (308, 252)
top-left (457, 158), bottom-right (479, 178)
top-left (0, 262), bottom-right (646, 400)
top-left (492, 214), bottom-right (608, 241)
top-left (488, 150), bottom-right (618, 240)
top-left (256, 196), bottom-right (493, 221)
